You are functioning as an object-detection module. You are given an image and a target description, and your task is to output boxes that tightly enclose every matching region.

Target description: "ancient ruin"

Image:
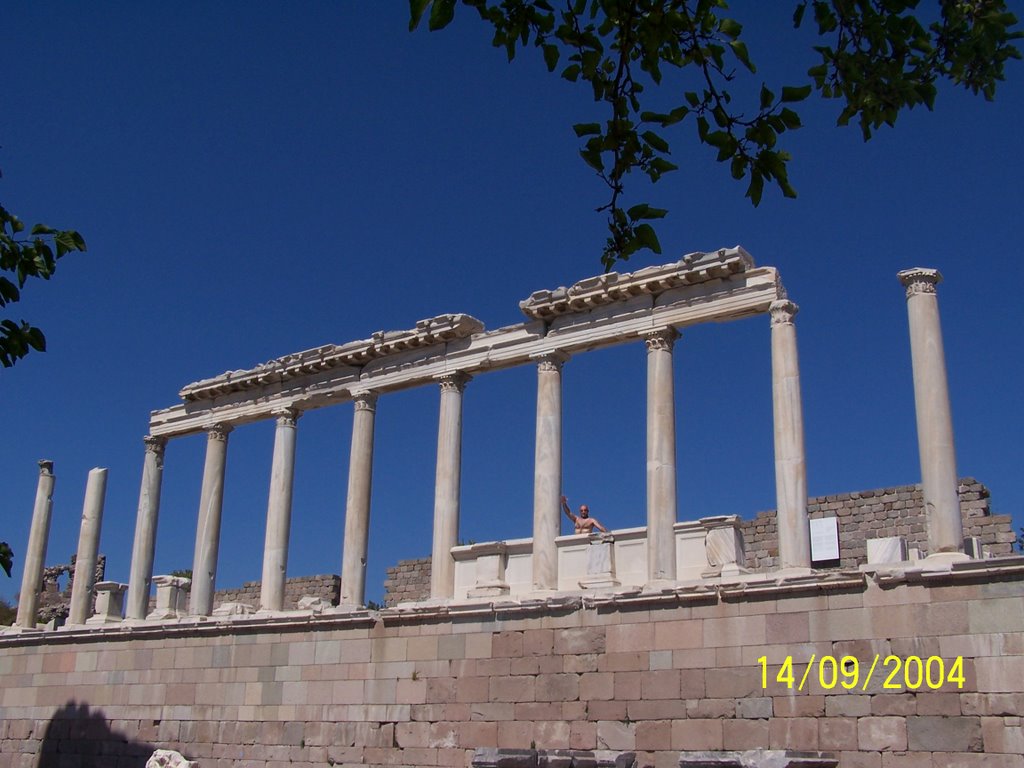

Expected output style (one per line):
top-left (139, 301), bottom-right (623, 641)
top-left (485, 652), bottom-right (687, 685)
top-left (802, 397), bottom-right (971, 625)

top-left (2, 249), bottom-right (1022, 767)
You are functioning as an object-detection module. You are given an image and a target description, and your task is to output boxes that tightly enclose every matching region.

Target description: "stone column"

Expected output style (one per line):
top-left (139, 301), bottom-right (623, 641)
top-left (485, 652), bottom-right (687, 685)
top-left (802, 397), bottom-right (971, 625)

top-left (431, 372), bottom-right (470, 600)
top-left (68, 468), bottom-right (108, 625)
top-left (260, 409), bottom-right (300, 612)
top-left (898, 268), bottom-right (965, 558)
top-left (16, 460), bottom-right (56, 629)
top-left (532, 351), bottom-right (568, 591)
top-left (341, 391), bottom-right (377, 607)
top-left (190, 424), bottom-right (231, 616)
top-left (645, 328), bottom-right (680, 583)
top-left (126, 435), bottom-right (167, 621)
top-left (770, 300), bottom-right (811, 570)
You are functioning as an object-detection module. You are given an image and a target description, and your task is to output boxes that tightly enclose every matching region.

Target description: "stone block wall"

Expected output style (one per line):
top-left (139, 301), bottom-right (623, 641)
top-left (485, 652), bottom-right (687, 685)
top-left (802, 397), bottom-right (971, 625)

top-left (211, 574), bottom-right (340, 611)
top-left (384, 557), bottom-right (431, 607)
top-left (2, 566), bottom-right (1024, 768)
top-left (743, 477), bottom-right (1013, 570)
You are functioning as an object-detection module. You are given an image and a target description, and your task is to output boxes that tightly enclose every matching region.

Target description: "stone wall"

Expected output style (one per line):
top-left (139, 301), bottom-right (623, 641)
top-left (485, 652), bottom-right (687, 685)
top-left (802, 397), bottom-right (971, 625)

top-left (2, 564), bottom-right (1023, 768)
top-left (211, 574), bottom-right (340, 611)
top-left (742, 477), bottom-right (1014, 570)
top-left (384, 557), bottom-right (432, 607)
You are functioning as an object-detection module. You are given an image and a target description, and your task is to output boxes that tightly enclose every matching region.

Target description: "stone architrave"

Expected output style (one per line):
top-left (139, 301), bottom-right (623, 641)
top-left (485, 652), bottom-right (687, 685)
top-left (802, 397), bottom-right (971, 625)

top-left (341, 391), bottom-right (377, 607)
top-left (431, 372), bottom-right (470, 600)
top-left (190, 424), bottom-right (231, 616)
top-left (532, 351), bottom-right (568, 592)
top-left (260, 408), bottom-right (300, 612)
top-left (644, 328), bottom-right (680, 583)
top-left (126, 436), bottom-right (167, 621)
top-left (770, 300), bottom-right (811, 570)
top-left (16, 460), bottom-right (56, 630)
top-left (86, 581), bottom-right (127, 625)
top-left (898, 268), bottom-right (965, 559)
top-left (68, 468), bottom-right (108, 625)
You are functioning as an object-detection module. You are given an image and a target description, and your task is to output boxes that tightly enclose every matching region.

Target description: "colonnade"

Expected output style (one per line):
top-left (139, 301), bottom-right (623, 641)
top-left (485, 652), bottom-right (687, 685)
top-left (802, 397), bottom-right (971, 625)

top-left (13, 263), bottom-right (969, 627)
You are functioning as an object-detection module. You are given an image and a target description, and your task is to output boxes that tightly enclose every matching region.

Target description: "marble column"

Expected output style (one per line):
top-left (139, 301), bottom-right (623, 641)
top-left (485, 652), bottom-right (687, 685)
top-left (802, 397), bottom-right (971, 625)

top-left (68, 468), bottom-right (108, 625)
top-left (16, 460), bottom-right (56, 629)
top-left (645, 328), bottom-right (680, 582)
top-left (126, 435), bottom-right (167, 620)
top-left (770, 300), bottom-right (811, 570)
top-left (260, 409), bottom-right (300, 612)
top-left (341, 391), bottom-right (377, 607)
top-left (898, 268), bottom-right (964, 557)
top-left (431, 372), bottom-right (470, 600)
top-left (532, 352), bottom-right (568, 591)
top-left (190, 424), bottom-right (231, 616)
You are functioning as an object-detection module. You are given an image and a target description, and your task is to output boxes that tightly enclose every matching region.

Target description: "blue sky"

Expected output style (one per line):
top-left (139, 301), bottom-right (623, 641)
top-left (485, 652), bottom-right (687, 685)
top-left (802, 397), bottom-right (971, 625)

top-left (2, 3), bottom-right (1021, 605)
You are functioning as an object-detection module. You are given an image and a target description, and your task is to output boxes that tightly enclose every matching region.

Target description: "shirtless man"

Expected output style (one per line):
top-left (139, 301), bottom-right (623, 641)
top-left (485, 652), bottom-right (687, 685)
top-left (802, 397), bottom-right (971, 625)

top-left (561, 495), bottom-right (608, 534)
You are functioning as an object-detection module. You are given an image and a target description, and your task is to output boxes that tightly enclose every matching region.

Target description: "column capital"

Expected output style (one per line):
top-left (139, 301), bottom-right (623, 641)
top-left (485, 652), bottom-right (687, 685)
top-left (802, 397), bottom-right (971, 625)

top-left (435, 371), bottom-right (471, 393)
top-left (898, 267), bottom-right (942, 298)
top-left (351, 390), bottom-right (378, 412)
top-left (643, 327), bottom-right (680, 352)
top-left (769, 299), bottom-right (800, 326)
top-left (531, 350), bottom-right (570, 372)
top-left (271, 407), bottom-right (301, 427)
top-left (37, 459), bottom-right (54, 476)
top-left (206, 423), bottom-right (233, 442)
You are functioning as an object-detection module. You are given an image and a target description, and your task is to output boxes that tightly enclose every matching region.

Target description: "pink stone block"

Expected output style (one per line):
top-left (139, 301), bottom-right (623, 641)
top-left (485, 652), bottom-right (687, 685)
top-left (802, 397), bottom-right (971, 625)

top-left (858, 716), bottom-right (908, 752)
top-left (671, 719), bottom-right (724, 750)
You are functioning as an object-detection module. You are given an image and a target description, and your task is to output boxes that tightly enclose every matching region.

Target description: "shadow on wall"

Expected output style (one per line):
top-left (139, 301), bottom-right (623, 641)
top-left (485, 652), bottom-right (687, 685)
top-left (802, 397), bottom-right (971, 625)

top-left (37, 701), bottom-right (157, 768)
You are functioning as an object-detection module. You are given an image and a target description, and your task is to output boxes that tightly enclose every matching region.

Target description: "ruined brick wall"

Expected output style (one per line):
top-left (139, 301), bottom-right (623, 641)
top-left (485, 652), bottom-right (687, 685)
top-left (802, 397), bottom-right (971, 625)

top-left (211, 574), bottom-right (340, 611)
top-left (384, 557), bottom-right (431, 606)
top-left (2, 569), bottom-right (1023, 767)
top-left (743, 477), bottom-right (1015, 570)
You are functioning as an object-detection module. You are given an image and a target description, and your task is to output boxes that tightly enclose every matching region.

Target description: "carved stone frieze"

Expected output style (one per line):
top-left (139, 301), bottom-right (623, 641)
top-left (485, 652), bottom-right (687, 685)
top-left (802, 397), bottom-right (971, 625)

top-left (643, 327), bottom-right (680, 352)
top-left (898, 267), bottom-right (942, 298)
top-left (436, 371), bottom-right (471, 393)
top-left (519, 246), bottom-right (755, 319)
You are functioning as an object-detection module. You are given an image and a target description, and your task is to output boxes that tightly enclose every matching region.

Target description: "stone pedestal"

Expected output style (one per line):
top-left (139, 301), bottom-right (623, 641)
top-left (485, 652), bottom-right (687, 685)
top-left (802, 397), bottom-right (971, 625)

top-left (532, 352), bottom-right (567, 591)
top-left (68, 468), bottom-right (108, 626)
top-left (341, 392), bottom-right (377, 607)
top-left (16, 460), bottom-right (56, 630)
top-left (644, 328), bottom-right (679, 583)
top-left (701, 515), bottom-right (747, 578)
top-left (898, 268), bottom-right (966, 561)
top-left (260, 409), bottom-right (299, 612)
top-left (127, 436), bottom-right (167, 621)
top-left (466, 542), bottom-right (510, 598)
top-left (87, 582), bottom-right (127, 625)
top-left (147, 575), bottom-right (191, 620)
top-left (191, 424), bottom-right (231, 616)
top-left (579, 534), bottom-right (620, 590)
top-left (431, 372), bottom-right (470, 600)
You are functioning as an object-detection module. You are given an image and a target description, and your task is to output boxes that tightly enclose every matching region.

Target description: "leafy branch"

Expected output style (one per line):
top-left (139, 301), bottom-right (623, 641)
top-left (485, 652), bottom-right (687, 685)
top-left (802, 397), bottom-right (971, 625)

top-left (410, 0), bottom-right (1020, 270)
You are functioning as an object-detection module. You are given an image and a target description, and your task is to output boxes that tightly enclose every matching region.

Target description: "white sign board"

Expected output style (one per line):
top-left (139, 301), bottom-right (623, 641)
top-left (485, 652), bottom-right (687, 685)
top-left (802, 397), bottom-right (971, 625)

top-left (809, 516), bottom-right (840, 562)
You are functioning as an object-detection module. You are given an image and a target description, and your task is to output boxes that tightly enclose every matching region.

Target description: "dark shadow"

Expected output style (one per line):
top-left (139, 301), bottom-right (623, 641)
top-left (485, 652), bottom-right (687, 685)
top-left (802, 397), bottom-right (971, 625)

top-left (36, 700), bottom-right (157, 768)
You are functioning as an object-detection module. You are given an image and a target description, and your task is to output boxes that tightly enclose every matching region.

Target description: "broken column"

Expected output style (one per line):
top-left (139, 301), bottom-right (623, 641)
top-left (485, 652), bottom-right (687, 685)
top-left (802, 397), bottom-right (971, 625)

top-left (68, 467), bottom-right (108, 625)
top-left (16, 460), bottom-right (56, 629)
top-left (898, 268), bottom-right (965, 559)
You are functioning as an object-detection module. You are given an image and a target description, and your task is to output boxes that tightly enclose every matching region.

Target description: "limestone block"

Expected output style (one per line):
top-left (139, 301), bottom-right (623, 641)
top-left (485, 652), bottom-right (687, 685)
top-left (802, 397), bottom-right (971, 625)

top-left (211, 601), bottom-right (255, 617)
top-left (858, 717), bottom-right (907, 751)
top-left (148, 576), bottom-right (190, 620)
top-left (297, 595), bottom-right (332, 613)
top-left (580, 536), bottom-right (620, 590)
top-left (906, 715), bottom-right (982, 752)
top-left (146, 749), bottom-right (198, 768)
top-left (867, 537), bottom-right (908, 564)
top-left (678, 752), bottom-right (838, 768)
top-left (702, 516), bottom-right (747, 576)
top-left (86, 582), bottom-right (127, 624)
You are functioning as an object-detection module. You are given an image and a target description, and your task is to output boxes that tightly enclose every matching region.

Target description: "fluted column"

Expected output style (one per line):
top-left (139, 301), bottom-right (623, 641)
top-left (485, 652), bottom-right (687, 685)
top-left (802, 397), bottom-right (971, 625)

top-left (532, 352), bottom-right (568, 591)
top-left (645, 328), bottom-right (679, 582)
top-left (898, 268), bottom-right (964, 557)
top-left (190, 424), bottom-right (231, 616)
top-left (68, 468), bottom-right (108, 625)
top-left (431, 372), bottom-right (470, 600)
top-left (341, 391), bottom-right (377, 607)
top-left (16, 460), bottom-right (56, 629)
top-left (260, 409), bottom-right (300, 612)
top-left (126, 435), bottom-right (167, 620)
top-left (770, 300), bottom-right (811, 570)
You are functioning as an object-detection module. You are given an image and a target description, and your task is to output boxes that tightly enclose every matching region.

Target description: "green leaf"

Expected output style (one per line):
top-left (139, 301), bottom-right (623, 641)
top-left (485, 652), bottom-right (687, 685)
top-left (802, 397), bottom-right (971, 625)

top-left (781, 85), bottom-right (812, 102)
top-left (0, 541), bottom-right (12, 578)
top-left (409, 0), bottom-right (431, 30)
top-left (641, 130), bottom-right (669, 153)
top-left (719, 18), bottom-right (742, 38)
top-left (542, 43), bottom-right (559, 71)
top-left (759, 85), bottom-right (774, 110)
top-left (428, 0), bottom-right (455, 31)
top-left (729, 40), bottom-right (755, 72)
top-left (634, 223), bottom-right (662, 254)
top-left (573, 122), bottom-right (602, 137)
top-left (561, 64), bottom-right (581, 82)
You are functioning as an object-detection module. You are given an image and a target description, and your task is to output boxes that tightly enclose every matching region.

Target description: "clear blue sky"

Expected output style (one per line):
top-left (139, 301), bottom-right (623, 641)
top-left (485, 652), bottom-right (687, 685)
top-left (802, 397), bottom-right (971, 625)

top-left (3, 4), bottom-right (1021, 604)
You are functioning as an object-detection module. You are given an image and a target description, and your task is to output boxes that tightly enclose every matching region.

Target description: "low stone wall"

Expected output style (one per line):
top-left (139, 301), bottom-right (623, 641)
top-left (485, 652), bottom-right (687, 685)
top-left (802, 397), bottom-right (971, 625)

top-left (384, 557), bottom-right (431, 607)
top-left (2, 563), bottom-right (1023, 767)
top-left (211, 574), bottom-right (340, 611)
